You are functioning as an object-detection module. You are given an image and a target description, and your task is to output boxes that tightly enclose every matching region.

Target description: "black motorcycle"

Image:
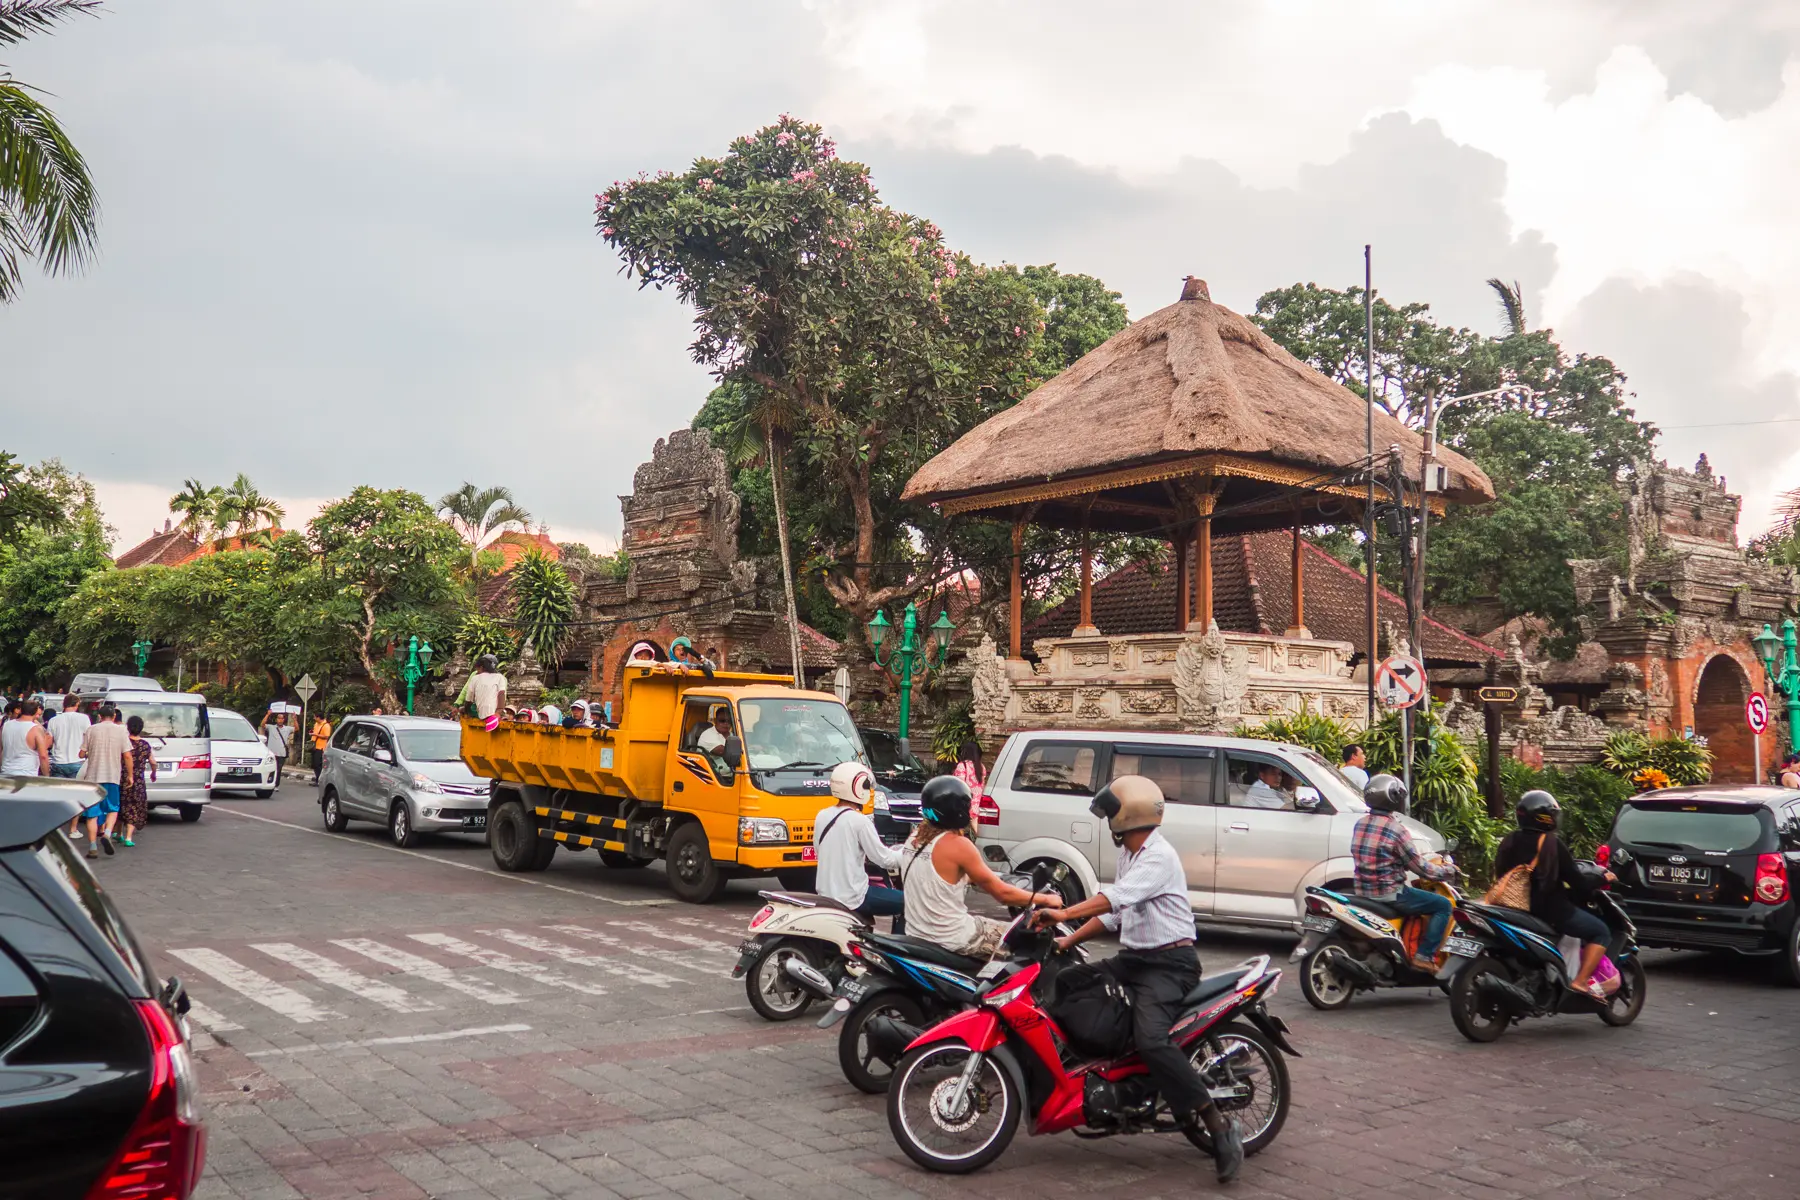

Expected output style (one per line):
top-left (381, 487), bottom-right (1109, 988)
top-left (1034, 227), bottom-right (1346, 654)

top-left (1441, 862), bottom-right (1647, 1042)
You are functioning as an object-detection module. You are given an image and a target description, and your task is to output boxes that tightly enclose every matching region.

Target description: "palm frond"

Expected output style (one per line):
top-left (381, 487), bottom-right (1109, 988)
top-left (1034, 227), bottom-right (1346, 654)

top-left (0, 81), bottom-right (99, 295)
top-left (0, 0), bottom-right (100, 47)
top-left (1485, 277), bottom-right (1526, 337)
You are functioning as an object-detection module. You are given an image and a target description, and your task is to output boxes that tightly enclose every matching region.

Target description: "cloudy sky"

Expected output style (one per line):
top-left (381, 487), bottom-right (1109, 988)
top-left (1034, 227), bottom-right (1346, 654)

top-left (6, 0), bottom-right (1800, 552)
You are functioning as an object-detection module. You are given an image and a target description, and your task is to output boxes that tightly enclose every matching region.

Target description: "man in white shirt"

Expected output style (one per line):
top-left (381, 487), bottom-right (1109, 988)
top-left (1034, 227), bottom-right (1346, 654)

top-left (1339, 743), bottom-right (1369, 791)
top-left (813, 762), bottom-right (905, 929)
top-left (260, 712), bottom-right (292, 787)
top-left (696, 706), bottom-right (733, 754)
top-left (46, 696), bottom-right (90, 780)
top-left (1242, 762), bottom-right (1291, 809)
top-left (1039, 775), bottom-right (1244, 1183)
top-left (459, 655), bottom-right (509, 726)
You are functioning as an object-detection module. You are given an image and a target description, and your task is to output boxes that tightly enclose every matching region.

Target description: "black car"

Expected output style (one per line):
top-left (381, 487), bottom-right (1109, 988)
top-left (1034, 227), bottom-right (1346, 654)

top-left (859, 727), bottom-right (928, 843)
top-left (1602, 785), bottom-right (1800, 983)
top-left (0, 777), bottom-right (207, 1198)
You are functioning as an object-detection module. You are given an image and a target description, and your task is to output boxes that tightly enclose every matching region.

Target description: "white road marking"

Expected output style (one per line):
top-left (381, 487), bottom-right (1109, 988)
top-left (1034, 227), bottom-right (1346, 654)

top-left (547, 923), bottom-right (733, 979)
top-left (252, 942), bottom-right (440, 1013)
top-left (607, 919), bottom-right (737, 953)
top-left (332, 938), bottom-right (526, 1006)
top-left (208, 805), bottom-right (672, 905)
top-left (168, 948), bottom-right (341, 1024)
top-left (183, 998), bottom-right (242, 1032)
top-left (410, 933), bottom-right (608, 996)
top-left (480, 928), bottom-right (680, 988)
top-left (246, 1023), bottom-right (532, 1058)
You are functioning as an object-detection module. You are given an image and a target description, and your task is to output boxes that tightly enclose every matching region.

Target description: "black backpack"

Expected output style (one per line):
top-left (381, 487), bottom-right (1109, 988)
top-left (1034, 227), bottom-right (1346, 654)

top-left (1047, 962), bottom-right (1134, 1058)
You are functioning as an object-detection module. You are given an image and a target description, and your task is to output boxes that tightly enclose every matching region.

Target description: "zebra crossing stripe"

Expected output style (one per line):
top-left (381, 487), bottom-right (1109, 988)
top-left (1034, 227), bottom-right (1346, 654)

top-left (409, 933), bottom-right (608, 996)
top-left (168, 948), bottom-right (341, 1024)
top-left (184, 998), bottom-right (242, 1032)
top-left (606, 920), bottom-right (737, 953)
top-left (252, 942), bottom-right (440, 1013)
top-left (480, 928), bottom-right (680, 988)
top-left (331, 938), bottom-right (525, 1006)
top-left (547, 924), bottom-right (733, 979)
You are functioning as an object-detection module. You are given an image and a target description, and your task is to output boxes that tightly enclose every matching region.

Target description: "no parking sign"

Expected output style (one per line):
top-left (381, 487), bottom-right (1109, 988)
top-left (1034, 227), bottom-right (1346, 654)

top-left (1747, 691), bottom-right (1770, 735)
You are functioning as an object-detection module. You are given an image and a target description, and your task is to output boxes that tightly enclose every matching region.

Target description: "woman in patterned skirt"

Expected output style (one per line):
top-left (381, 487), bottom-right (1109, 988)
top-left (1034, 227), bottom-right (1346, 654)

top-left (119, 714), bottom-right (156, 847)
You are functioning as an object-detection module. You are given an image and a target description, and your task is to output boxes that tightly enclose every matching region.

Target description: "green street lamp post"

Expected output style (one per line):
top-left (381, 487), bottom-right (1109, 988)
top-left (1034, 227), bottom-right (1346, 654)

top-left (866, 603), bottom-right (955, 744)
top-left (131, 639), bottom-right (152, 675)
top-left (1754, 620), bottom-right (1800, 752)
top-left (401, 636), bottom-right (435, 715)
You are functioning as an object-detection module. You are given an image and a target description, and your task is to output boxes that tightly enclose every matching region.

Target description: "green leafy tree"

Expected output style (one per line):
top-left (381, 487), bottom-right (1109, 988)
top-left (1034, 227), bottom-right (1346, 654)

top-left (0, 0), bottom-right (101, 303)
top-left (509, 549), bottom-right (577, 681)
top-left (0, 449), bottom-right (58, 539)
top-left (0, 502), bottom-right (109, 686)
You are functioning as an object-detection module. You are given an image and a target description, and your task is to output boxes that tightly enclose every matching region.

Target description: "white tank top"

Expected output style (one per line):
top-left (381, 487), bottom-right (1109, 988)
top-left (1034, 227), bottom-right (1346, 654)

top-left (2, 721), bottom-right (40, 774)
top-left (900, 835), bottom-right (978, 952)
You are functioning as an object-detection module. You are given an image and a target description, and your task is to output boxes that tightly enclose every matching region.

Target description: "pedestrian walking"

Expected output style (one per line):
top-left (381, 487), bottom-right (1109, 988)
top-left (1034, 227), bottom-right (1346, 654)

top-left (951, 738), bottom-right (986, 795)
top-left (46, 696), bottom-right (90, 779)
top-left (118, 715), bottom-right (155, 847)
top-left (1, 699), bottom-right (51, 775)
top-left (78, 704), bottom-right (132, 858)
top-left (259, 711), bottom-right (292, 788)
top-left (309, 713), bottom-right (332, 785)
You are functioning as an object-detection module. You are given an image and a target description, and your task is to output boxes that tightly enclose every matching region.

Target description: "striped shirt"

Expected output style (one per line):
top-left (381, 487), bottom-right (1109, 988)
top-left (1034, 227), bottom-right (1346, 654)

top-left (1098, 830), bottom-right (1196, 949)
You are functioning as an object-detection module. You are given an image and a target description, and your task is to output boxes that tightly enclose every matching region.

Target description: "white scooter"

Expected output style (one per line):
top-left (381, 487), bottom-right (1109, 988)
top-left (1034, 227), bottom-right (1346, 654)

top-left (733, 886), bottom-right (879, 1020)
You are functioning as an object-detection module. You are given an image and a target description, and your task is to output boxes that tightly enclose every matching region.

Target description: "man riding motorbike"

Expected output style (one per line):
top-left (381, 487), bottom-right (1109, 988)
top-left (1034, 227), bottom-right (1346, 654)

top-left (814, 762), bottom-right (906, 930)
top-left (1351, 774), bottom-right (1458, 973)
top-left (1492, 789), bottom-right (1616, 999)
top-left (897, 776), bottom-right (1058, 958)
top-left (1035, 775), bottom-right (1245, 1183)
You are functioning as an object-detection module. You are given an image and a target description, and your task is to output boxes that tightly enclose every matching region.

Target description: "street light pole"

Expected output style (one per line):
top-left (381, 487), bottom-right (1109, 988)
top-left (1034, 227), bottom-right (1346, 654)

top-left (1755, 621), bottom-right (1800, 753)
top-left (132, 639), bottom-right (152, 676)
top-left (867, 603), bottom-right (955, 746)
top-left (401, 636), bottom-right (435, 715)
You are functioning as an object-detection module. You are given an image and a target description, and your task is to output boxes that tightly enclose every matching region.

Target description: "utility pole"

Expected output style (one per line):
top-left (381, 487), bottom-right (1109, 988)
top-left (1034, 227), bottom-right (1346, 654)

top-left (1364, 245), bottom-right (1376, 728)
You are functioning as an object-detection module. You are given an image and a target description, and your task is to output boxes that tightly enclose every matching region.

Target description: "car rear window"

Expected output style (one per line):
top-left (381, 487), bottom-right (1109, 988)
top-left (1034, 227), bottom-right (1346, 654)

top-left (1615, 803), bottom-right (1770, 853)
top-left (1012, 742), bottom-right (1099, 795)
top-left (31, 834), bottom-right (158, 996)
top-left (111, 700), bottom-right (208, 739)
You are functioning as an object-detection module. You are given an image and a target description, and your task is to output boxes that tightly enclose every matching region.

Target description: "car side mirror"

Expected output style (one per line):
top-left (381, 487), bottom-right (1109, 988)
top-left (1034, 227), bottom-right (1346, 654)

top-left (1294, 787), bottom-right (1323, 812)
top-left (1783, 817), bottom-right (1800, 850)
top-left (373, 749), bottom-right (393, 764)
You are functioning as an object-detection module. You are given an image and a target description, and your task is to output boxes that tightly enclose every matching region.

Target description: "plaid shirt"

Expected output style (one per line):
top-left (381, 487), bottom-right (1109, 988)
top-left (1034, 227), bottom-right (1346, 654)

top-left (1351, 811), bottom-right (1453, 898)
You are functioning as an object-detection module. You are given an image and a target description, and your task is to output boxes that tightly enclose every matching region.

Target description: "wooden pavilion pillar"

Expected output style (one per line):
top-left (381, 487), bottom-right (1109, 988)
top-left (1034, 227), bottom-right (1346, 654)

top-left (1173, 530), bottom-right (1190, 633)
top-left (1189, 483), bottom-right (1221, 632)
top-left (1286, 508), bottom-right (1311, 638)
top-left (1009, 515), bottom-right (1026, 659)
top-left (1073, 509), bottom-right (1099, 637)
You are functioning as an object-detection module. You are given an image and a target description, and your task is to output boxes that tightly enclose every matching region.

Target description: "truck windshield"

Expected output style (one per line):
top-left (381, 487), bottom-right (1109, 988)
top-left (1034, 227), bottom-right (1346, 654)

top-left (739, 699), bottom-right (863, 770)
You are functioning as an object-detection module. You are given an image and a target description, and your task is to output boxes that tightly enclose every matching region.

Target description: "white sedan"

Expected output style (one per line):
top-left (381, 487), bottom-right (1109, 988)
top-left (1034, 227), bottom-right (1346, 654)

top-left (208, 708), bottom-right (280, 798)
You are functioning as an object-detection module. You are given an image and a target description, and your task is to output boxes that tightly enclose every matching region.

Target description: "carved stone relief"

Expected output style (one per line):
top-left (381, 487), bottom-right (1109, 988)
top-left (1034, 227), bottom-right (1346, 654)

top-left (969, 635), bottom-right (1014, 728)
top-left (1173, 622), bottom-right (1249, 732)
top-left (1120, 689), bottom-right (1177, 715)
top-left (1075, 688), bottom-right (1109, 719)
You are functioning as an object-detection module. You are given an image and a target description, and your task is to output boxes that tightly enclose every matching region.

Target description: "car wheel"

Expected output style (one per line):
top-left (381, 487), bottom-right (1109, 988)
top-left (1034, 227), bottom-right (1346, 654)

top-left (178, 805), bottom-right (202, 823)
top-left (665, 822), bottom-right (727, 903)
top-left (253, 788), bottom-right (274, 799)
top-left (490, 800), bottom-right (539, 872)
top-left (1775, 913), bottom-right (1800, 988)
top-left (390, 801), bottom-right (422, 849)
top-left (322, 788), bottom-right (348, 832)
top-left (1020, 858), bottom-right (1086, 906)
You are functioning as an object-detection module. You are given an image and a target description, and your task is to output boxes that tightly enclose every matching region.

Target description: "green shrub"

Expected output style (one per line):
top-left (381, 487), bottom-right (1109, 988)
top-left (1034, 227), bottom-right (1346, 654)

top-left (1599, 728), bottom-right (1710, 786)
top-left (1499, 760), bottom-right (1633, 859)
top-left (932, 701), bottom-right (978, 765)
top-left (1231, 712), bottom-right (1353, 761)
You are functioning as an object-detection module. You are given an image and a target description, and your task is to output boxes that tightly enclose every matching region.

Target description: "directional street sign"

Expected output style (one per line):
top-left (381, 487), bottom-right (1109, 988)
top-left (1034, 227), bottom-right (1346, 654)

top-left (1476, 685), bottom-right (1521, 705)
top-left (1374, 653), bottom-right (1428, 710)
top-left (1747, 691), bottom-right (1770, 735)
top-left (294, 673), bottom-right (318, 703)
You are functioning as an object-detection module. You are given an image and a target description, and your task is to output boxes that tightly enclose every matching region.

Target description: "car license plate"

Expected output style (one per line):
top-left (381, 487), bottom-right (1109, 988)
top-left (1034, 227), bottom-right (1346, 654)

top-left (157, 761), bottom-right (177, 772)
top-left (224, 770), bottom-right (256, 779)
top-left (1648, 863), bottom-right (1709, 885)
top-left (1301, 915), bottom-right (1337, 933)
top-left (1443, 936), bottom-right (1483, 958)
top-left (461, 814), bottom-right (487, 830)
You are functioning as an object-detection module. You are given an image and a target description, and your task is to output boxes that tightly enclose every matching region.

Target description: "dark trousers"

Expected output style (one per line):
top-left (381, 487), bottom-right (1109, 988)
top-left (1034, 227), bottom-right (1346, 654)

top-left (309, 748), bottom-right (323, 782)
top-left (1099, 946), bottom-right (1211, 1116)
top-left (856, 885), bottom-right (906, 934)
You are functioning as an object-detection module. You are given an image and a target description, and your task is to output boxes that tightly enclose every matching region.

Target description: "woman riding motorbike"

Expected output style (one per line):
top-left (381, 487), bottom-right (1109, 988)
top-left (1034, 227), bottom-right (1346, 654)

top-left (899, 776), bottom-right (1058, 958)
top-left (1491, 789), bottom-right (1617, 999)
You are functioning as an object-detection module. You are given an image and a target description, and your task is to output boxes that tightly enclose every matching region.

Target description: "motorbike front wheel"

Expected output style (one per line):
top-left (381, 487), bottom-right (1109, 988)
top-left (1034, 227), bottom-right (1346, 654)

top-left (1449, 955), bottom-right (1512, 1043)
top-left (887, 1043), bottom-right (1021, 1175)
top-left (1299, 938), bottom-right (1358, 1011)
top-left (744, 938), bottom-right (819, 1022)
top-left (1597, 956), bottom-right (1647, 1027)
top-left (839, 992), bottom-right (925, 1093)
top-left (1181, 1021), bottom-right (1290, 1157)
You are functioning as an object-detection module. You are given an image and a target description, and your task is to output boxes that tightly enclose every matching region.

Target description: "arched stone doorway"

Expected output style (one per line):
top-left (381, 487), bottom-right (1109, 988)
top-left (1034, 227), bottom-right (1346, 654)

top-left (1694, 655), bottom-right (1754, 783)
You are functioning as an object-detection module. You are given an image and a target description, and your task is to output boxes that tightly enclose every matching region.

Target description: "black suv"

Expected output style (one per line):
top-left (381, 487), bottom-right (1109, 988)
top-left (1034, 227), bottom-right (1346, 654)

top-left (0, 777), bottom-right (207, 1198)
top-left (858, 727), bottom-right (927, 844)
top-left (1601, 785), bottom-right (1800, 984)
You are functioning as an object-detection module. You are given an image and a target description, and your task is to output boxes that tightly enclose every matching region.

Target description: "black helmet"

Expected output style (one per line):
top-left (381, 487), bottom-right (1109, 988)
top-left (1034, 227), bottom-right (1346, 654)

top-left (1517, 789), bottom-right (1561, 832)
top-left (1363, 773), bottom-right (1409, 814)
top-left (919, 775), bottom-right (973, 831)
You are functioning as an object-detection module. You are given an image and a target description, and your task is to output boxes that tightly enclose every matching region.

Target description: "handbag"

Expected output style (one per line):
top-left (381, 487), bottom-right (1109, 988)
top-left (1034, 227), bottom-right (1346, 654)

top-left (1047, 962), bottom-right (1134, 1059)
top-left (1483, 833), bottom-right (1547, 910)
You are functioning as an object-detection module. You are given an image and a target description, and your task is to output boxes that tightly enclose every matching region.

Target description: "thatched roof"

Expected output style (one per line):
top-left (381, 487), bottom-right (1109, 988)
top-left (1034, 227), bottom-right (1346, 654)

top-left (904, 278), bottom-right (1494, 535)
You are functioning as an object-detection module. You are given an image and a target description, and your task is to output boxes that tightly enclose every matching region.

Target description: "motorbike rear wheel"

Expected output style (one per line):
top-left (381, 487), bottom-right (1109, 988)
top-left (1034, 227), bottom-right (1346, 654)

top-left (840, 992), bottom-right (925, 1093)
top-left (1449, 955), bottom-right (1512, 1043)
top-left (1181, 1021), bottom-right (1290, 1157)
top-left (887, 1043), bottom-right (1020, 1174)
top-left (744, 938), bottom-right (819, 1022)
top-left (1299, 938), bottom-right (1358, 1011)
top-left (1597, 956), bottom-right (1647, 1027)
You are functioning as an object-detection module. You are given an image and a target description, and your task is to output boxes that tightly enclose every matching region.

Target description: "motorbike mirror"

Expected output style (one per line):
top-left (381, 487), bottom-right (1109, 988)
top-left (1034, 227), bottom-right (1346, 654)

top-left (721, 734), bottom-right (744, 766)
top-left (1050, 862), bottom-right (1070, 883)
top-left (1443, 836), bottom-right (1461, 853)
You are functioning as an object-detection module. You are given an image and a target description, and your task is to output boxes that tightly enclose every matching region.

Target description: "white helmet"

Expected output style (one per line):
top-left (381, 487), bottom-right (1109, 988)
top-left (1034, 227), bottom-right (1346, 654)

top-left (830, 761), bottom-right (876, 807)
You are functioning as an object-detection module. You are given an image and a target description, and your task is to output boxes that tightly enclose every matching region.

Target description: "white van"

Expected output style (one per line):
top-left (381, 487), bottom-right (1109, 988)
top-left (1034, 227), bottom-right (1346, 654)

top-left (975, 730), bottom-right (1444, 931)
top-left (70, 678), bottom-right (211, 822)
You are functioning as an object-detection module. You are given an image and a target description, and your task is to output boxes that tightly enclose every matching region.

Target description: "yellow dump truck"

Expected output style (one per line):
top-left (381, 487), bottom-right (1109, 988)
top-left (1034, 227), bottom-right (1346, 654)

top-left (460, 666), bottom-right (868, 902)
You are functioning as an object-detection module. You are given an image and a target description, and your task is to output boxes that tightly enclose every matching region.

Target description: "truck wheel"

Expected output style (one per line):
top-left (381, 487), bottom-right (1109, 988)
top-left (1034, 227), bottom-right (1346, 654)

top-left (490, 801), bottom-right (540, 872)
top-left (599, 849), bottom-right (651, 869)
top-left (529, 834), bottom-right (558, 871)
top-left (666, 822), bottom-right (728, 903)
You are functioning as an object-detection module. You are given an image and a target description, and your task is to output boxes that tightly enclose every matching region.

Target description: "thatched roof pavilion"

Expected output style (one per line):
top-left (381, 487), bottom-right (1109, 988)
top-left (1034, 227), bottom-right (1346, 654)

top-left (905, 277), bottom-right (1496, 658)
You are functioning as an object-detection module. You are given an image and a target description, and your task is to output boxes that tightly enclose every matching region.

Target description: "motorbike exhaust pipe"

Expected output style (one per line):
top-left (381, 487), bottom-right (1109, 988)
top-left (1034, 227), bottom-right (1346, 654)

top-left (863, 1015), bottom-right (923, 1064)
top-left (1472, 972), bottom-right (1536, 1012)
top-left (782, 958), bottom-right (836, 1001)
top-left (1324, 953), bottom-right (1380, 988)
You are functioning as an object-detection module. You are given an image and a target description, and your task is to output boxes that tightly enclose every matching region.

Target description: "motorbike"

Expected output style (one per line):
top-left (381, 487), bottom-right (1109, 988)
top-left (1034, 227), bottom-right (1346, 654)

top-left (1291, 861), bottom-right (1462, 1010)
top-left (1440, 861), bottom-right (1647, 1042)
top-left (732, 887), bottom-right (871, 1021)
top-left (883, 905), bottom-right (1299, 1175)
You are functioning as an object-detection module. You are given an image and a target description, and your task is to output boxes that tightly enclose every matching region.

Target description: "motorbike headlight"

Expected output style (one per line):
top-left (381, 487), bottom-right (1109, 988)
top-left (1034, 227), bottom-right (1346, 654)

top-left (411, 772), bottom-right (443, 794)
top-left (738, 817), bottom-right (789, 845)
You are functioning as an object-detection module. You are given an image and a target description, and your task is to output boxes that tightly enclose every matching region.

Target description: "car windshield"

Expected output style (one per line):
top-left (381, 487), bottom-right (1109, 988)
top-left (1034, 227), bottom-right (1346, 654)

top-left (210, 713), bottom-right (260, 742)
top-left (111, 701), bottom-right (207, 739)
top-left (1616, 803), bottom-right (1768, 853)
top-left (397, 729), bottom-right (463, 763)
top-left (862, 730), bottom-right (927, 782)
top-left (1296, 748), bottom-right (1366, 810)
top-left (739, 698), bottom-right (864, 771)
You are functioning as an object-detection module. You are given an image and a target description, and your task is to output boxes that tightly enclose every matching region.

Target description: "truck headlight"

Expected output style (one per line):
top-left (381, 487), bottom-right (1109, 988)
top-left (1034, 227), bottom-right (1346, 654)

top-left (738, 817), bottom-right (789, 845)
top-left (411, 772), bottom-right (443, 793)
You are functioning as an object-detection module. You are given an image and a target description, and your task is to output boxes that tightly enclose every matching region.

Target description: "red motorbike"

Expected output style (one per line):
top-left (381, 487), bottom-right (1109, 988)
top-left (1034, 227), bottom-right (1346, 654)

top-left (885, 910), bottom-right (1299, 1174)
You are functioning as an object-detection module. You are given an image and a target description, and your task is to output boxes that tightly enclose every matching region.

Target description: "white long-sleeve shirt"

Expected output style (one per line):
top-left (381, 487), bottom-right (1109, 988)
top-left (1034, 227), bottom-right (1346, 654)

top-left (812, 803), bottom-right (903, 908)
top-left (1098, 830), bottom-right (1196, 949)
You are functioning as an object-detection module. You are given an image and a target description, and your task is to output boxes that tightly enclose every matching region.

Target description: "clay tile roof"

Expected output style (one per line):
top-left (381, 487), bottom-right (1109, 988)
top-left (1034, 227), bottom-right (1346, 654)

top-left (904, 278), bottom-right (1493, 523)
top-left (757, 622), bottom-right (841, 670)
top-left (114, 529), bottom-right (203, 569)
top-left (488, 530), bottom-right (561, 571)
top-left (1025, 532), bottom-right (1495, 668)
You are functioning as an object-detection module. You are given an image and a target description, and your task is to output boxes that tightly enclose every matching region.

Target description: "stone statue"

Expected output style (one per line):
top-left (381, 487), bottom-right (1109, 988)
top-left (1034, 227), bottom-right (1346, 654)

top-left (969, 634), bottom-right (1013, 729)
top-left (1174, 621), bottom-right (1248, 732)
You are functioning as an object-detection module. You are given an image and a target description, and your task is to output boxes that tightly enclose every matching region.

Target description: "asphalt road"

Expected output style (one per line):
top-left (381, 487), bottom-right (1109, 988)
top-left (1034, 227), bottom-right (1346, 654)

top-left (89, 779), bottom-right (1800, 1199)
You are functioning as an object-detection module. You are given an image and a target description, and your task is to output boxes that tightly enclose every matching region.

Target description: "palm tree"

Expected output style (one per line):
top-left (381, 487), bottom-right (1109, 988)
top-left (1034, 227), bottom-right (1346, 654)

top-left (1, 1), bottom-right (102, 305)
top-left (1486, 278), bottom-right (1527, 337)
top-left (168, 478), bottom-right (222, 543)
top-left (217, 472), bottom-right (284, 539)
top-left (438, 483), bottom-right (532, 570)
top-left (510, 550), bottom-right (576, 683)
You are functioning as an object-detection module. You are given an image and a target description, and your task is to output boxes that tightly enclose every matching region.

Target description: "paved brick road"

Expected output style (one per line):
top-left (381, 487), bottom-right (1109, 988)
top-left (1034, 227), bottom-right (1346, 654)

top-left (89, 781), bottom-right (1800, 1199)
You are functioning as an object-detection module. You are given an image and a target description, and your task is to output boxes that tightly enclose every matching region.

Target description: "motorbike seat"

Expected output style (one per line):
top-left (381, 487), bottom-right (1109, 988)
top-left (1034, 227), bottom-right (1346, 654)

top-left (1464, 901), bottom-right (1558, 939)
top-left (863, 932), bottom-right (988, 975)
top-left (1346, 897), bottom-right (1401, 919)
top-left (759, 890), bottom-right (857, 914)
top-left (1180, 970), bottom-right (1243, 1007)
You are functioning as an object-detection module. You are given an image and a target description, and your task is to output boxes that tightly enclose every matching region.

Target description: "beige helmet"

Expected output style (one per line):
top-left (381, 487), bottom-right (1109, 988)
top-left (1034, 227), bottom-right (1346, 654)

top-left (830, 761), bottom-right (876, 810)
top-left (1088, 774), bottom-right (1165, 846)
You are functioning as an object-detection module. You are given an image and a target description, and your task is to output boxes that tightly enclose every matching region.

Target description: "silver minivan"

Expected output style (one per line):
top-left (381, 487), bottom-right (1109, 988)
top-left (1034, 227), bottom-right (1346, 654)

top-left (317, 715), bottom-right (491, 847)
top-left (70, 676), bottom-right (211, 822)
top-left (976, 730), bottom-right (1445, 931)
